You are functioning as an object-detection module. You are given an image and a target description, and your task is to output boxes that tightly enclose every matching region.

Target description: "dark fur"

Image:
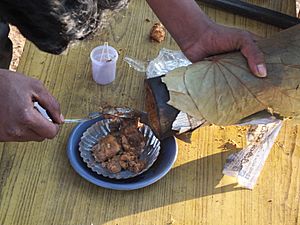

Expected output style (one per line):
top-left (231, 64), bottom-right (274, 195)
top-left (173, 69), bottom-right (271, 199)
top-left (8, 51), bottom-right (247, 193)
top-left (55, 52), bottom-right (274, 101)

top-left (0, 0), bottom-right (128, 54)
top-left (0, 22), bottom-right (12, 68)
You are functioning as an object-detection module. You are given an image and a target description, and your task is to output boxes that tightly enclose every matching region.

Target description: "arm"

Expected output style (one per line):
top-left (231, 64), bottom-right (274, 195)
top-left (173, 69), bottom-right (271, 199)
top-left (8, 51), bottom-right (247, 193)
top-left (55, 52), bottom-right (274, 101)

top-left (0, 20), bottom-right (63, 142)
top-left (146, 0), bottom-right (267, 77)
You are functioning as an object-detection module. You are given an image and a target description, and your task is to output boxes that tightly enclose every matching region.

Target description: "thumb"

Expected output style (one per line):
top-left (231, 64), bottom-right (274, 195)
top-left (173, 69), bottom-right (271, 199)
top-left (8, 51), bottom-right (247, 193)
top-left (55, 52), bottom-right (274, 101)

top-left (240, 37), bottom-right (267, 78)
top-left (31, 80), bottom-right (64, 124)
top-left (29, 108), bottom-right (60, 139)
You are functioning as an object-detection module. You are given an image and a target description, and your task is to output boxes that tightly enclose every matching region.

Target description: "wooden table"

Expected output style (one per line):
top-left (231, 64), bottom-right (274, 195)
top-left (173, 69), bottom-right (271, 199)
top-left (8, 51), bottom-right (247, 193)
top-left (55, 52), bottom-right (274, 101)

top-left (1, 1), bottom-right (299, 224)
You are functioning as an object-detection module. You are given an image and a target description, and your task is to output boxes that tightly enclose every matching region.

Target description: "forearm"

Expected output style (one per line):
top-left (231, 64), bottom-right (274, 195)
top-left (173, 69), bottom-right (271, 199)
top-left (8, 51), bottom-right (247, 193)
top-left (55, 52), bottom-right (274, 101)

top-left (146, 0), bottom-right (213, 51)
top-left (146, 0), bottom-right (266, 77)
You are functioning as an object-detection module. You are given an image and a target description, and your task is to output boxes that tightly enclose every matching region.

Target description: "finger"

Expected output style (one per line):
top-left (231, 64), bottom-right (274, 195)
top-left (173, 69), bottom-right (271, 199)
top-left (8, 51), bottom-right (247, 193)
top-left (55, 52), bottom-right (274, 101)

top-left (16, 131), bottom-right (46, 142)
top-left (240, 37), bottom-right (267, 78)
top-left (3, 127), bottom-right (45, 142)
top-left (31, 79), bottom-right (64, 124)
top-left (26, 108), bottom-right (60, 139)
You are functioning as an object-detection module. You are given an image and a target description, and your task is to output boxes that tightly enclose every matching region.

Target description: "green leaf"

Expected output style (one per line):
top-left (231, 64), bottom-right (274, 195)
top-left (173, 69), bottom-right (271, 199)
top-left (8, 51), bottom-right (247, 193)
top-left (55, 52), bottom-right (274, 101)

top-left (163, 25), bottom-right (300, 125)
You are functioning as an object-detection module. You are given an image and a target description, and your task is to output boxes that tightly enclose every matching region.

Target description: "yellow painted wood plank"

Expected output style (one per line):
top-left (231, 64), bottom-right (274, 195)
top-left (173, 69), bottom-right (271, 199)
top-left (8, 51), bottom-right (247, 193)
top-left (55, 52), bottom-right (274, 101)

top-left (0, 1), bottom-right (299, 225)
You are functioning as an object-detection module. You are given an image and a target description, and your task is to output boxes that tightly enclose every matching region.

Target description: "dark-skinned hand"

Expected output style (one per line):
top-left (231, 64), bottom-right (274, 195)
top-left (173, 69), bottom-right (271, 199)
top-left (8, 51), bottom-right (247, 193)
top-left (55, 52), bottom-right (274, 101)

top-left (0, 69), bottom-right (64, 142)
top-left (182, 23), bottom-right (266, 78)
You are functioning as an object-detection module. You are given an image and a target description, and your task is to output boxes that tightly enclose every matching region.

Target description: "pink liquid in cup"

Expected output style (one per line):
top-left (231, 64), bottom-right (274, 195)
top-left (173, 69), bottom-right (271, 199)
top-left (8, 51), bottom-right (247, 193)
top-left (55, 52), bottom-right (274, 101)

top-left (90, 45), bottom-right (118, 85)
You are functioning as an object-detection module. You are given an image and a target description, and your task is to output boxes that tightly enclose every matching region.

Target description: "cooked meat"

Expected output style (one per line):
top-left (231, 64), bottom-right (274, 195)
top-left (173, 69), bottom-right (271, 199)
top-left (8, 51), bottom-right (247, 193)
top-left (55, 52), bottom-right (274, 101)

top-left (93, 134), bottom-right (121, 162)
top-left (128, 160), bottom-right (146, 174)
top-left (92, 117), bottom-right (147, 174)
top-left (150, 22), bottom-right (166, 43)
top-left (105, 156), bottom-right (122, 173)
top-left (120, 118), bottom-right (146, 153)
top-left (119, 151), bottom-right (137, 169)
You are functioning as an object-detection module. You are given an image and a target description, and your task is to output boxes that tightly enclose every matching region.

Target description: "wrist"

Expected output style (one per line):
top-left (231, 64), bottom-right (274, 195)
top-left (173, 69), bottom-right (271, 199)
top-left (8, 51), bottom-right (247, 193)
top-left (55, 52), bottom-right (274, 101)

top-left (177, 19), bottom-right (213, 51)
top-left (181, 22), bottom-right (218, 62)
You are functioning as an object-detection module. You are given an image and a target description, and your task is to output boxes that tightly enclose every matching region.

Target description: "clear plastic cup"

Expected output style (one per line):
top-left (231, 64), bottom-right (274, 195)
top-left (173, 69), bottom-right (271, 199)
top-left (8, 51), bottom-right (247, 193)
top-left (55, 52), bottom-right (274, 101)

top-left (90, 45), bottom-right (118, 85)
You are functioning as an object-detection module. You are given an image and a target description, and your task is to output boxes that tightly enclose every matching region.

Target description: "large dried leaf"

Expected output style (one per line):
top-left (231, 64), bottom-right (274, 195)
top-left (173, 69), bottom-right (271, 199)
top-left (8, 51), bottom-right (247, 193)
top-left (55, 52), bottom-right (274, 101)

top-left (162, 25), bottom-right (300, 126)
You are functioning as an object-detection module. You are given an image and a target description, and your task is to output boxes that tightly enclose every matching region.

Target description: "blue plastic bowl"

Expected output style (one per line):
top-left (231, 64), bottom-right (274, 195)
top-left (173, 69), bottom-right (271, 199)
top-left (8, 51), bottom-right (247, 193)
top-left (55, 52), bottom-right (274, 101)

top-left (67, 117), bottom-right (178, 190)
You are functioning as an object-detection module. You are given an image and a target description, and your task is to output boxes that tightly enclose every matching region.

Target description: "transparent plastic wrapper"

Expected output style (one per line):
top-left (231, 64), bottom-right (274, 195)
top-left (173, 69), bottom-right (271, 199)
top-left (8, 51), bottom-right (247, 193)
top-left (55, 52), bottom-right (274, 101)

top-left (125, 48), bottom-right (192, 78)
top-left (124, 48), bottom-right (284, 189)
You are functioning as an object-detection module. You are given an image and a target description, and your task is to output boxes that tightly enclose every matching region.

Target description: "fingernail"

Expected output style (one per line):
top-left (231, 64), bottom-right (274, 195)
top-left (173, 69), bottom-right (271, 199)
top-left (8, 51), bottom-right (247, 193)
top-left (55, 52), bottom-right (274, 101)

top-left (256, 64), bottom-right (267, 77)
top-left (60, 114), bottom-right (65, 122)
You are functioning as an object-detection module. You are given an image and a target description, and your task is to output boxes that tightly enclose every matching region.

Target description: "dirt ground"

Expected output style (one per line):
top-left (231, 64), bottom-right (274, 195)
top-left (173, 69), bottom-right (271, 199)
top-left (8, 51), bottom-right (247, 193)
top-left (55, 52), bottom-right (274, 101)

top-left (8, 2), bottom-right (300, 71)
top-left (8, 26), bottom-right (25, 71)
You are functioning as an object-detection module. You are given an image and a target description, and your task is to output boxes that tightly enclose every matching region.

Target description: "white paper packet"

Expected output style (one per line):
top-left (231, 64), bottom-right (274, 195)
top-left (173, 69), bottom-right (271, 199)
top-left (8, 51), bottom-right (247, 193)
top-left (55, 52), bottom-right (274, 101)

top-left (223, 120), bottom-right (283, 189)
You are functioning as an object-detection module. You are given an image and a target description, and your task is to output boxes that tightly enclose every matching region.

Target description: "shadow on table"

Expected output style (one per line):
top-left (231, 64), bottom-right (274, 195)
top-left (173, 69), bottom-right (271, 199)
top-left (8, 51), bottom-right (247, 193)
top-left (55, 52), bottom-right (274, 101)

top-left (80, 149), bottom-right (244, 223)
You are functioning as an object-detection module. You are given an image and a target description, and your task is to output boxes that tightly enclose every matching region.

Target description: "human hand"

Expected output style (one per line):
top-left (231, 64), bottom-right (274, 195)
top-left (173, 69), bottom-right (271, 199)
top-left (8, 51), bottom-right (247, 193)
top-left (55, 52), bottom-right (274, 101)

top-left (0, 69), bottom-right (64, 142)
top-left (182, 23), bottom-right (267, 77)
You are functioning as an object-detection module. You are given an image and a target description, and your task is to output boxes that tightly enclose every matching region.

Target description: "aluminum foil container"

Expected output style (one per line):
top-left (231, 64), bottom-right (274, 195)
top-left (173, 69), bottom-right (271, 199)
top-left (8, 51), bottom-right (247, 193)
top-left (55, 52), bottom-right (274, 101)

top-left (79, 118), bottom-right (161, 179)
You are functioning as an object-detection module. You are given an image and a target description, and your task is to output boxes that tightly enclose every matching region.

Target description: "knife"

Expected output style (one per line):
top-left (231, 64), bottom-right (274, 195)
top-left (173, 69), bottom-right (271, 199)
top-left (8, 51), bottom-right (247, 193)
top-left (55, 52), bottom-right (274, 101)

top-left (34, 102), bottom-right (149, 125)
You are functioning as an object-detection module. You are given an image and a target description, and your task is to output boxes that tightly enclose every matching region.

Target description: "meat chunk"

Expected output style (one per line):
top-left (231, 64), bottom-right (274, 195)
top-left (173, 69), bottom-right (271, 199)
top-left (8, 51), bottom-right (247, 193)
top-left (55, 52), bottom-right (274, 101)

top-left (92, 117), bottom-right (147, 174)
top-left (92, 134), bottom-right (121, 162)
top-left (128, 160), bottom-right (146, 174)
top-left (104, 156), bottom-right (122, 173)
top-left (120, 118), bottom-right (146, 153)
top-left (119, 151), bottom-right (137, 170)
top-left (150, 22), bottom-right (166, 43)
